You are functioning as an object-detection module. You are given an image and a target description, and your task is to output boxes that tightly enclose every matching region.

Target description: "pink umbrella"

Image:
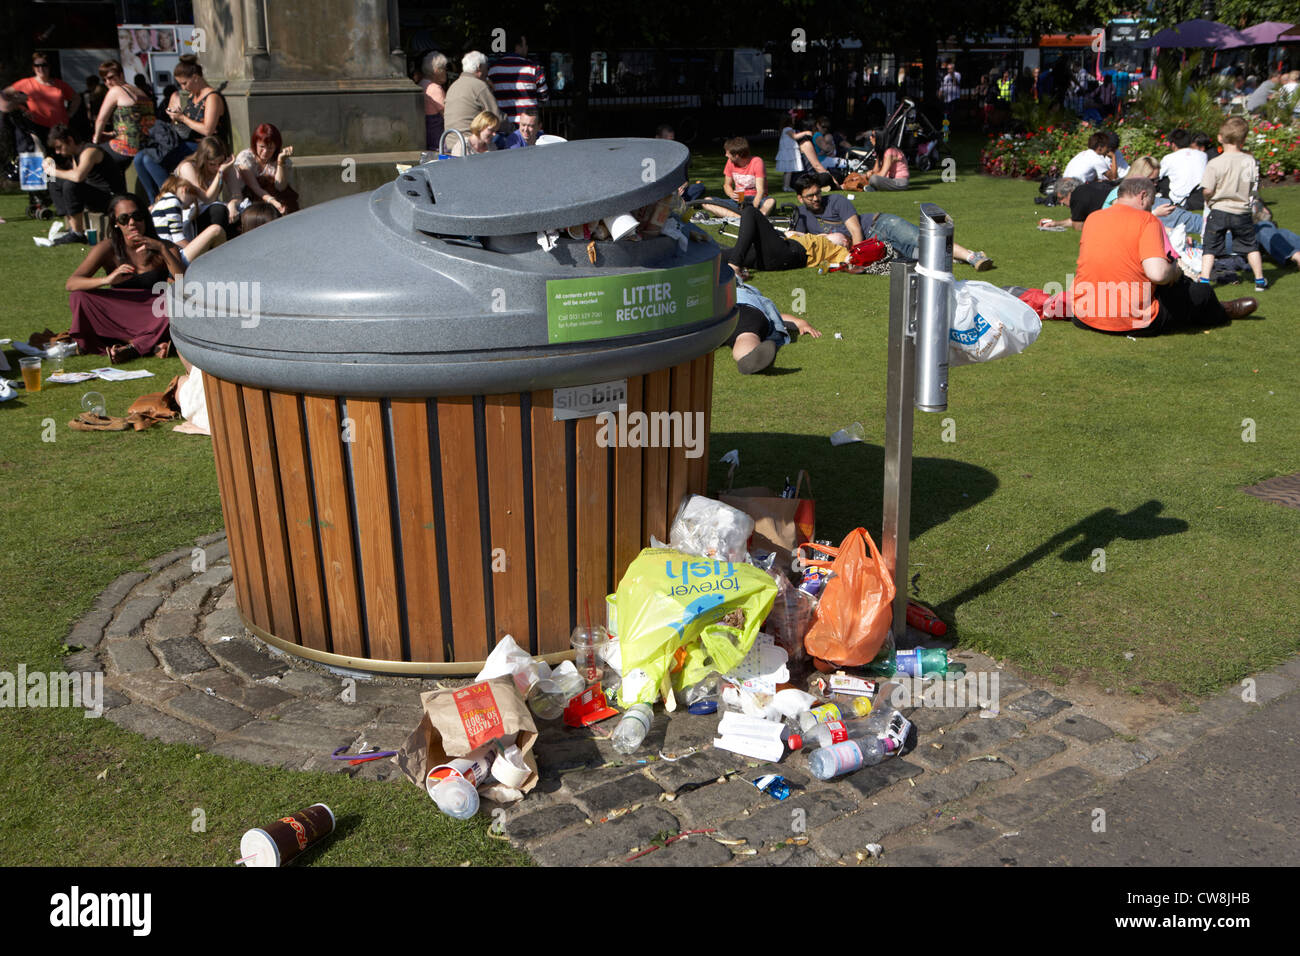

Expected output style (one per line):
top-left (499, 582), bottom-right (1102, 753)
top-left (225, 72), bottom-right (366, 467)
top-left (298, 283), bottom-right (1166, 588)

top-left (1222, 22), bottom-right (1297, 47)
top-left (1139, 19), bottom-right (1248, 49)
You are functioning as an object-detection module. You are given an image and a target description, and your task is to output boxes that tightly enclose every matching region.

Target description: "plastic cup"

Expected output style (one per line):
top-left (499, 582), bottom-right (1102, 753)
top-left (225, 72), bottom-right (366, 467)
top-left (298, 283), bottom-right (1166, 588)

top-left (829, 421), bottom-right (866, 446)
top-left (82, 391), bottom-right (106, 416)
top-left (571, 625), bottom-right (609, 685)
top-left (45, 344), bottom-right (65, 375)
top-left (603, 212), bottom-right (638, 241)
top-left (527, 679), bottom-right (569, 720)
top-left (86, 227), bottom-right (98, 245)
top-left (19, 357), bottom-right (41, 392)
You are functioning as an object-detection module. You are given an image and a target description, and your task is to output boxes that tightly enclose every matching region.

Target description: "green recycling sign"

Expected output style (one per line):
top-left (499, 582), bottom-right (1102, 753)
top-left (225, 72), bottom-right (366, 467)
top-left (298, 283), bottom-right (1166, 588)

top-left (546, 260), bottom-right (718, 344)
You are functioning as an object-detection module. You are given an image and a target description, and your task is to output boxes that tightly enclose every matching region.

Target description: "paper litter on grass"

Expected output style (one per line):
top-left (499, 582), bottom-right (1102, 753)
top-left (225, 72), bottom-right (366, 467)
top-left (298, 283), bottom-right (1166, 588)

top-left (89, 368), bottom-right (155, 381)
top-left (47, 371), bottom-right (98, 384)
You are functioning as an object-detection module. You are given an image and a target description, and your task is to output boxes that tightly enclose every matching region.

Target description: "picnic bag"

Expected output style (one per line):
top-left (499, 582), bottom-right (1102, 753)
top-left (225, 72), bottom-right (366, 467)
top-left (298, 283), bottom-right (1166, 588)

top-left (798, 528), bottom-right (895, 667)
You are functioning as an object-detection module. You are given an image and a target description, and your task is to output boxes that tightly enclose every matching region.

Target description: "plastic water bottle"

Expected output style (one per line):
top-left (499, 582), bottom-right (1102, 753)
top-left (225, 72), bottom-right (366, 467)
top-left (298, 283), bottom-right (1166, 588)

top-left (894, 647), bottom-right (953, 677)
top-left (800, 715), bottom-right (884, 749)
top-left (611, 703), bottom-right (653, 754)
top-left (807, 737), bottom-right (895, 780)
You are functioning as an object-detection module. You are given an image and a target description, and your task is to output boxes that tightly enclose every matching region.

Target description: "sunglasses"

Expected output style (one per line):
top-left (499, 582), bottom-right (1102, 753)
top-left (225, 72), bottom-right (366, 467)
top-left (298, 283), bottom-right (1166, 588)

top-left (113, 210), bottom-right (148, 226)
top-left (33, 62), bottom-right (50, 68)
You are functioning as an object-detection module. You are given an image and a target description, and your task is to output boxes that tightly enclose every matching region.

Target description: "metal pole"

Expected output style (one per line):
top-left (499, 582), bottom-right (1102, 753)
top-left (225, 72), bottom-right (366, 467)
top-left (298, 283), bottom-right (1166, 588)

top-left (882, 205), bottom-right (953, 644)
top-left (882, 261), bottom-right (917, 645)
top-left (914, 202), bottom-right (954, 412)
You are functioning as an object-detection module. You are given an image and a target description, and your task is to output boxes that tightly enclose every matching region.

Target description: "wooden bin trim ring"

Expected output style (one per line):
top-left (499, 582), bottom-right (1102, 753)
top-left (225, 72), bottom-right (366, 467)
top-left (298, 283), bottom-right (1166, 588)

top-left (204, 354), bottom-right (712, 676)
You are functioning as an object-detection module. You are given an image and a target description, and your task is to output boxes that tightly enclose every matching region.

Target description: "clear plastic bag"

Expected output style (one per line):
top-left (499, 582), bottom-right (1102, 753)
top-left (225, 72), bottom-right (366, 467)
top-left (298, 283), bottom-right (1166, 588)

top-left (764, 575), bottom-right (818, 665)
top-left (669, 494), bottom-right (755, 563)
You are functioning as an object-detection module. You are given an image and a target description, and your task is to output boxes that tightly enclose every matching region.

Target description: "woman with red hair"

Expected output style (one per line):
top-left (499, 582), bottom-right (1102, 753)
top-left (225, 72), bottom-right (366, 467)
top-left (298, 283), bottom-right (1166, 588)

top-left (232, 122), bottom-right (298, 214)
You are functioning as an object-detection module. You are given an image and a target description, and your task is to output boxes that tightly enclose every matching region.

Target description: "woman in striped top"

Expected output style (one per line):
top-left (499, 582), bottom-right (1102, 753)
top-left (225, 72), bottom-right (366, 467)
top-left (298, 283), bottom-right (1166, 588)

top-left (149, 175), bottom-right (226, 262)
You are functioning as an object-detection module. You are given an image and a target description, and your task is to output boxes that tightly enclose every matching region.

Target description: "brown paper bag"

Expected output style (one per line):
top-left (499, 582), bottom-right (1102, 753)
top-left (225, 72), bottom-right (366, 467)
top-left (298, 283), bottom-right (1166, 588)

top-left (720, 471), bottom-right (815, 568)
top-left (394, 678), bottom-right (540, 804)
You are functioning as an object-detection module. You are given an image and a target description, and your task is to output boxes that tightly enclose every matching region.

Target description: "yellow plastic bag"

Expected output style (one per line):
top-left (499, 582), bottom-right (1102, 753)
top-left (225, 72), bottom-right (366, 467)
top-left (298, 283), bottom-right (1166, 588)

top-left (615, 548), bottom-right (778, 706)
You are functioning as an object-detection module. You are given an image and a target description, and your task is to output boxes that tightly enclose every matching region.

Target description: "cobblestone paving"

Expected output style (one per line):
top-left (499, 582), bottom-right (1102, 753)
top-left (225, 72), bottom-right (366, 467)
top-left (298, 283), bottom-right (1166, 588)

top-left (67, 533), bottom-right (1300, 866)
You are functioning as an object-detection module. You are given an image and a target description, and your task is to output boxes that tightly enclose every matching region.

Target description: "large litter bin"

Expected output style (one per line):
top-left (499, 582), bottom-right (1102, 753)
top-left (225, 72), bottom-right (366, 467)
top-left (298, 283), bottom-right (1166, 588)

top-left (171, 139), bottom-right (737, 674)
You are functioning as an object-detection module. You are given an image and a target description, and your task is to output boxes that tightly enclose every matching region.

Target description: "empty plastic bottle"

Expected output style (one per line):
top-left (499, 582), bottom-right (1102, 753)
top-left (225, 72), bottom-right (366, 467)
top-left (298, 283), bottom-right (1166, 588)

top-left (807, 737), bottom-right (896, 780)
top-left (611, 703), bottom-right (654, 755)
top-left (894, 647), bottom-right (962, 678)
top-left (800, 715), bottom-right (883, 749)
top-left (796, 701), bottom-right (842, 733)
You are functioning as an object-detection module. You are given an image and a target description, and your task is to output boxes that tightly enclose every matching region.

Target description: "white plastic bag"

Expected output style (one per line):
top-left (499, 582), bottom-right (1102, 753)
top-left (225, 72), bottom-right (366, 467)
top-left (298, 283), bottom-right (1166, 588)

top-left (948, 280), bottom-right (1041, 366)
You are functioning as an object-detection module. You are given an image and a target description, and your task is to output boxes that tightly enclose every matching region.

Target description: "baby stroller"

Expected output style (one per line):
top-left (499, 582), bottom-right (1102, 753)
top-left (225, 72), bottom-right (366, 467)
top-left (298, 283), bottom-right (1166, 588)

top-left (845, 98), bottom-right (952, 173)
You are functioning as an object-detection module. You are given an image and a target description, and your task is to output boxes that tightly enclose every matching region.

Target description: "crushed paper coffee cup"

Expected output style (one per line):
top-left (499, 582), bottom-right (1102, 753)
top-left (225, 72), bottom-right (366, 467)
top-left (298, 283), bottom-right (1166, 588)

top-left (490, 744), bottom-right (531, 788)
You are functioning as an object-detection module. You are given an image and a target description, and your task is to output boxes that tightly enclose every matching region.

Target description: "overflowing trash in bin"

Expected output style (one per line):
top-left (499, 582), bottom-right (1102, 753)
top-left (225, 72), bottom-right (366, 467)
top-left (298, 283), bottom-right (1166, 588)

top-left (387, 489), bottom-right (961, 821)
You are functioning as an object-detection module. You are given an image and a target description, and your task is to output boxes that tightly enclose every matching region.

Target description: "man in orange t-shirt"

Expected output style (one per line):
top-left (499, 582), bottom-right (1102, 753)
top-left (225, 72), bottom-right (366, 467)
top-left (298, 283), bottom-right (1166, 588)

top-left (1071, 177), bottom-right (1257, 336)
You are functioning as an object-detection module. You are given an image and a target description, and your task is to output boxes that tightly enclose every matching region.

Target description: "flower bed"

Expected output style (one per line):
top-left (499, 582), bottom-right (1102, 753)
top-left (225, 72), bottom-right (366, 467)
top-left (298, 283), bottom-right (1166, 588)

top-left (981, 117), bottom-right (1300, 182)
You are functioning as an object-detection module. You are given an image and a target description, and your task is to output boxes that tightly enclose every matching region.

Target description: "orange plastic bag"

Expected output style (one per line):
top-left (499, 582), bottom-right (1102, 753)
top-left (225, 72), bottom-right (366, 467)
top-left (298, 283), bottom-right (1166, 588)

top-left (798, 528), bottom-right (896, 667)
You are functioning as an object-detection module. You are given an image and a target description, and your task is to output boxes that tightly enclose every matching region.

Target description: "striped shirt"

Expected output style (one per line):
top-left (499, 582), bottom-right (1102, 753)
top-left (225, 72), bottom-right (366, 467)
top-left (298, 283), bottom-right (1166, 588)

top-left (487, 54), bottom-right (549, 117)
top-left (151, 194), bottom-right (187, 244)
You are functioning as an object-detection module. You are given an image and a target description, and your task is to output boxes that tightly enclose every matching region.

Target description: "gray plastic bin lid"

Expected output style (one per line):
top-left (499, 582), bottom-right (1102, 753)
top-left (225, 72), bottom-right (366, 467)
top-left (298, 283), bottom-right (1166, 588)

top-left (169, 138), bottom-right (738, 398)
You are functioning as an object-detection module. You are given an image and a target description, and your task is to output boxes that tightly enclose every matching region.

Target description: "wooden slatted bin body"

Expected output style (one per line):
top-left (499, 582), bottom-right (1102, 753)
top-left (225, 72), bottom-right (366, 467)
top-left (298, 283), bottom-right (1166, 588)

top-left (204, 353), bottom-right (714, 674)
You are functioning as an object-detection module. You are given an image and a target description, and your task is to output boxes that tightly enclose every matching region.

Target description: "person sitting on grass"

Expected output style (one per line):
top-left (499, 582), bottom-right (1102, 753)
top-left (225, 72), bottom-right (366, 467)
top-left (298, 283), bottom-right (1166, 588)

top-left (65, 194), bottom-right (185, 362)
top-left (787, 173), bottom-right (994, 270)
top-left (173, 135), bottom-right (240, 238)
top-left (149, 174), bottom-right (226, 263)
top-left (863, 129), bottom-right (909, 191)
top-left (1102, 155), bottom-right (1159, 208)
top-left (793, 116), bottom-right (844, 188)
top-left (1158, 129), bottom-right (1211, 209)
top-left (722, 136), bottom-right (775, 215)
top-left (1070, 177), bottom-right (1257, 337)
top-left (41, 124), bottom-right (124, 244)
top-left (1062, 131), bottom-right (1119, 183)
top-left (1198, 116), bottom-right (1267, 291)
top-left (723, 279), bottom-right (821, 374)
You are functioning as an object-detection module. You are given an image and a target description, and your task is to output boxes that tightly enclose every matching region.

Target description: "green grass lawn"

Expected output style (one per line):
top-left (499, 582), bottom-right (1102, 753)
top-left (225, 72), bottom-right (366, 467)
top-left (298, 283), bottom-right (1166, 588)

top-left (1, 136), bottom-right (1297, 865)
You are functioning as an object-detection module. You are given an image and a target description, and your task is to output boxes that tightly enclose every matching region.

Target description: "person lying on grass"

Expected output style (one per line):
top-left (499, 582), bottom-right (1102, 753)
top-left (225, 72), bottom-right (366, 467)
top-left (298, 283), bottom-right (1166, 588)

top-left (720, 276), bottom-right (821, 374)
top-left (785, 174), bottom-right (994, 270)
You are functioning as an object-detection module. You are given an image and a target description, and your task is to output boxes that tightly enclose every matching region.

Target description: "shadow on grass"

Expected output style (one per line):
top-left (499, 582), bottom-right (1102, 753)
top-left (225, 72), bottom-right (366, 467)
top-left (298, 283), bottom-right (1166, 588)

top-left (708, 431), bottom-right (999, 543)
top-left (933, 499), bottom-right (1189, 621)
